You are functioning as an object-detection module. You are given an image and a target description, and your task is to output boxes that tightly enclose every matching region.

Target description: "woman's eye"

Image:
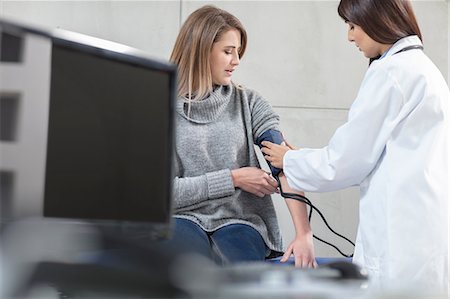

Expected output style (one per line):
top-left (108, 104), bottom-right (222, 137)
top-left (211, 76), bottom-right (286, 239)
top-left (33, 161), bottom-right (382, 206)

top-left (225, 51), bottom-right (232, 55)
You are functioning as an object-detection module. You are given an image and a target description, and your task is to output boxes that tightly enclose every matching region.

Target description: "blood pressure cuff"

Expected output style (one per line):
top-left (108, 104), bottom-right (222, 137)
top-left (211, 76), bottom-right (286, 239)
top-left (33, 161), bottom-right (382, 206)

top-left (256, 129), bottom-right (283, 177)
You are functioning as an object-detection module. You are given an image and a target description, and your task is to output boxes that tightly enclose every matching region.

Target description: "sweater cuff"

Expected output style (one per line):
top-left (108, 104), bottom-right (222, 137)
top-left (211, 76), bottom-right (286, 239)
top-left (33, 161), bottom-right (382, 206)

top-left (205, 169), bottom-right (235, 199)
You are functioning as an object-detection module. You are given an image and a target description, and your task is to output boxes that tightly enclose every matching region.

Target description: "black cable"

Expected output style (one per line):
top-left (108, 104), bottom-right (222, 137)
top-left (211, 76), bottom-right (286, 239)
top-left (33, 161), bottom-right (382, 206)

top-left (275, 176), bottom-right (354, 258)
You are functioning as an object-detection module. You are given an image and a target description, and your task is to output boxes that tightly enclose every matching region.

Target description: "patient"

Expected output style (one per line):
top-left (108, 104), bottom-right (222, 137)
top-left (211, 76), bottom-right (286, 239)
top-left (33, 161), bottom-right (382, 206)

top-left (165, 5), bottom-right (317, 268)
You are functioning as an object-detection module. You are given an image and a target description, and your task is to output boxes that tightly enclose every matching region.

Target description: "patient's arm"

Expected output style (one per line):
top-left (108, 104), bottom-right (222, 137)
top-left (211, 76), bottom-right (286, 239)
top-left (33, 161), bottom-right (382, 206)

top-left (279, 173), bottom-right (317, 268)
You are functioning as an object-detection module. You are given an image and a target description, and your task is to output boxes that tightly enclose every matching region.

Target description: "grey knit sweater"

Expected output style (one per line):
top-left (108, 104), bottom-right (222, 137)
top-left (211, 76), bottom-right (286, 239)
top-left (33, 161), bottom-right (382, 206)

top-left (172, 84), bottom-right (283, 253)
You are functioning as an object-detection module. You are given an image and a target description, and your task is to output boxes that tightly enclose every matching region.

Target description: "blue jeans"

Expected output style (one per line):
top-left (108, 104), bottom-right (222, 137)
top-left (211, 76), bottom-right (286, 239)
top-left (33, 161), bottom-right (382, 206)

top-left (160, 218), bottom-right (268, 264)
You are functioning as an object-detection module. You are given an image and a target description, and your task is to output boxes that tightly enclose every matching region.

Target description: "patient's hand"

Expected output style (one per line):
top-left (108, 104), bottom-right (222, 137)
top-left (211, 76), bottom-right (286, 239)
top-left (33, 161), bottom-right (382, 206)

top-left (282, 232), bottom-right (317, 268)
top-left (231, 167), bottom-right (278, 197)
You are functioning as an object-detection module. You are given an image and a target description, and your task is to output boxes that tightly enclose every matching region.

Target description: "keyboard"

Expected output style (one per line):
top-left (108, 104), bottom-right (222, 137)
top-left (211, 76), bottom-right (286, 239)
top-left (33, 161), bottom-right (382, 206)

top-left (172, 257), bottom-right (370, 299)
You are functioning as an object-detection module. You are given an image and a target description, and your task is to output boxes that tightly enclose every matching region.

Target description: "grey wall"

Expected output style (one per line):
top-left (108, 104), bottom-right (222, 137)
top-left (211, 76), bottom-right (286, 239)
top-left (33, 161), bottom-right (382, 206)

top-left (1, 0), bottom-right (448, 257)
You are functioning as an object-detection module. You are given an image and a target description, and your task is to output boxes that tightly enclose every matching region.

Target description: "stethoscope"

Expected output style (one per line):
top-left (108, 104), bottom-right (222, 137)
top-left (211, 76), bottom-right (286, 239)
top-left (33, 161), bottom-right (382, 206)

top-left (393, 44), bottom-right (424, 55)
top-left (370, 44), bottom-right (423, 65)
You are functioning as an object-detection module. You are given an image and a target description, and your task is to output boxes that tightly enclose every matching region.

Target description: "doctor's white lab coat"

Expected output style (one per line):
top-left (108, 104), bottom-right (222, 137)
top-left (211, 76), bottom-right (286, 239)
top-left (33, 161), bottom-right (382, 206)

top-left (284, 36), bottom-right (449, 292)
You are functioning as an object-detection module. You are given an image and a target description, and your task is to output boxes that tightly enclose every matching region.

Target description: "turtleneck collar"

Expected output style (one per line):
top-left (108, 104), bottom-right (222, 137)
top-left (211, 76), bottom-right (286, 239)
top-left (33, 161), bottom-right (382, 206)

top-left (176, 85), bottom-right (234, 124)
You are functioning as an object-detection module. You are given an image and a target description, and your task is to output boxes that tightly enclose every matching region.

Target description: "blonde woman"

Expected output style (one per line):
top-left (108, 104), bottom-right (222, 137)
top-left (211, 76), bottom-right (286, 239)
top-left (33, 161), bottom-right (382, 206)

top-left (167, 5), bottom-right (316, 267)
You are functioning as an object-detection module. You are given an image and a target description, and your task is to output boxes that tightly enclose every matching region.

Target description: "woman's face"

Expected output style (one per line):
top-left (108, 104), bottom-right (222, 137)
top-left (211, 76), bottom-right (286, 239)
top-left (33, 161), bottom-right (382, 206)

top-left (347, 22), bottom-right (390, 58)
top-left (210, 29), bottom-right (241, 86)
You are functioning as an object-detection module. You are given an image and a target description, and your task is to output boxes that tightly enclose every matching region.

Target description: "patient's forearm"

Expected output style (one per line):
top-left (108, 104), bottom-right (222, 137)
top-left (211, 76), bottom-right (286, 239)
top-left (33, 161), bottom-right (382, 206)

top-left (278, 172), bottom-right (304, 195)
top-left (279, 173), bottom-right (311, 235)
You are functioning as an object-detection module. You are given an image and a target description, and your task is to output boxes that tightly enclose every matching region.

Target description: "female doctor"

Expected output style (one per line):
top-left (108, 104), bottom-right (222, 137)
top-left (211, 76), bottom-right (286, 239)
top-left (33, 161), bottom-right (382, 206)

top-left (262, 0), bottom-right (449, 292)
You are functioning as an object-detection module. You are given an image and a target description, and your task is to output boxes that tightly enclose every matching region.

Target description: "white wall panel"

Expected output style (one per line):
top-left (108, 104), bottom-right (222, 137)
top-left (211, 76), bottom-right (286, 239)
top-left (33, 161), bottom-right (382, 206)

top-left (0, 1), bottom-right (180, 60)
top-left (412, 1), bottom-right (448, 82)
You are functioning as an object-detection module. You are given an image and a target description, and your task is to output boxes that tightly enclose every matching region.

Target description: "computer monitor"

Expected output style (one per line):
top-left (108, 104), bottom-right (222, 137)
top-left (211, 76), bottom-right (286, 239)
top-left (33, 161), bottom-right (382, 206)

top-left (0, 19), bottom-right (176, 239)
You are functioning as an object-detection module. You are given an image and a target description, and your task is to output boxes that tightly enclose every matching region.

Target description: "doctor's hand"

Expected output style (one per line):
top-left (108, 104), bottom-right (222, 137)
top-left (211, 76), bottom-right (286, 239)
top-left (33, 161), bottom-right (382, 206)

top-left (261, 141), bottom-right (293, 169)
top-left (231, 167), bottom-right (278, 197)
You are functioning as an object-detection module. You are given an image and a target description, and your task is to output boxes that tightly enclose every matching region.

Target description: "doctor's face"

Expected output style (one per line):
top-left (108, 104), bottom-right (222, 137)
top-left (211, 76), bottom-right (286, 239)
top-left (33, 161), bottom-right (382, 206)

top-left (347, 22), bottom-right (389, 58)
top-left (210, 29), bottom-right (241, 86)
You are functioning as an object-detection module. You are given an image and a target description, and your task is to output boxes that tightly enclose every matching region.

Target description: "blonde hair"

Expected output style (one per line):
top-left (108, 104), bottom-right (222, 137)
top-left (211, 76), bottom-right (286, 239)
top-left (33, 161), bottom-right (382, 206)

top-left (170, 5), bottom-right (247, 101)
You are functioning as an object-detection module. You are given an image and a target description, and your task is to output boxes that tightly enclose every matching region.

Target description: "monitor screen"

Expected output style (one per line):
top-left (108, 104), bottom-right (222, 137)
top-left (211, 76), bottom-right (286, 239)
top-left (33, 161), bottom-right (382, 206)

top-left (0, 19), bottom-right (176, 237)
top-left (45, 41), bottom-right (174, 223)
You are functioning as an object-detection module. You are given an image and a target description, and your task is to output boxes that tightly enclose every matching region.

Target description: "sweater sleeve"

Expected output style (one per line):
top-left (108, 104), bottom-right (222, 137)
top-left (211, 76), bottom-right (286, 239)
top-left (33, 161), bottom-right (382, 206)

top-left (172, 168), bottom-right (235, 210)
top-left (247, 90), bottom-right (280, 141)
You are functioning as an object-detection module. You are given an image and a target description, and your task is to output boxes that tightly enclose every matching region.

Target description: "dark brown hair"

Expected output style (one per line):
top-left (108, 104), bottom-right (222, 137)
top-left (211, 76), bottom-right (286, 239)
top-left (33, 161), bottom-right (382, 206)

top-left (338, 0), bottom-right (422, 44)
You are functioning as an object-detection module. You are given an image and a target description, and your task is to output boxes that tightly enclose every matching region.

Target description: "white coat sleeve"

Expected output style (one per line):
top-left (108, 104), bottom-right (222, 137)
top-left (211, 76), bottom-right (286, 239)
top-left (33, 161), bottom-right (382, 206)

top-left (284, 66), bottom-right (405, 192)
